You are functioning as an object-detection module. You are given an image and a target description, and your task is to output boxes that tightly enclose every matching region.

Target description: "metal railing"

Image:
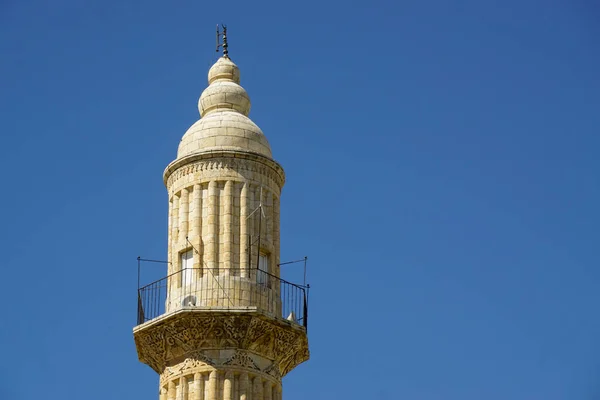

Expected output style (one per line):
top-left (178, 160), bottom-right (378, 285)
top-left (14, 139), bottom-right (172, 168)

top-left (137, 268), bottom-right (308, 329)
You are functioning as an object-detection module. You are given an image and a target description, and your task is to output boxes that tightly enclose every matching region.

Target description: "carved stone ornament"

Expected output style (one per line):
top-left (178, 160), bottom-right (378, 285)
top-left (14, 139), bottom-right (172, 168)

top-left (223, 350), bottom-right (260, 370)
top-left (134, 310), bottom-right (309, 378)
top-left (263, 362), bottom-right (281, 380)
top-left (160, 352), bottom-right (215, 382)
top-left (164, 151), bottom-right (285, 190)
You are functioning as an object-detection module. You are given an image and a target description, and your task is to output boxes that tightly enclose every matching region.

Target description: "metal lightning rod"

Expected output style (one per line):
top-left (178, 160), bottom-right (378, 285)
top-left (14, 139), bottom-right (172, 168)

top-left (216, 24), bottom-right (229, 58)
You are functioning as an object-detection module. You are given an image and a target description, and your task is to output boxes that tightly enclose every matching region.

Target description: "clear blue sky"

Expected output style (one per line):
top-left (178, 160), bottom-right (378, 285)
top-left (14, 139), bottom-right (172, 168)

top-left (1, 1), bottom-right (599, 399)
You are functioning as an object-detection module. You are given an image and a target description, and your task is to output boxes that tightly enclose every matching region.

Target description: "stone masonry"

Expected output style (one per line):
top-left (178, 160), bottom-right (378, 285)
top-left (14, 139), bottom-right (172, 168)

top-left (133, 56), bottom-right (309, 400)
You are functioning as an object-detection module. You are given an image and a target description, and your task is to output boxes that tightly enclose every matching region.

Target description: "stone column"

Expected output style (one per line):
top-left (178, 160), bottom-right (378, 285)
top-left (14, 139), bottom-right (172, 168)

top-left (207, 181), bottom-right (218, 273)
top-left (223, 371), bottom-right (233, 400)
top-left (263, 381), bottom-right (272, 400)
top-left (170, 195), bottom-right (180, 296)
top-left (257, 187), bottom-right (263, 246)
top-left (208, 370), bottom-right (218, 400)
top-left (180, 188), bottom-right (189, 243)
top-left (248, 186), bottom-right (255, 281)
top-left (272, 385), bottom-right (281, 400)
top-left (240, 182), bottom-right (249, 278)
top-left (265, 191), bottom-right (272, 248)
top-left (194, 372), bottom-right (203, 400)
top-left (177, 376), bottom-right (187, 400)
top-left (167, 380), bottom-right (176, 400)
top-left (239, 372), bottom-right (249, 400)
top-left (168, 200), bottom-right (173, 274)
top-left (172, 195), bottom-right (180, 249)
top-left (253, 376), bottom-right (262, 400)
top-left (192, 184), bottom-right (202, 274)
top-left (184, 377), bottom-right (190, 400)
top-left (232, 373), bottom-right (239, 400)
top-left (223, 181), bottom-right (233, 274)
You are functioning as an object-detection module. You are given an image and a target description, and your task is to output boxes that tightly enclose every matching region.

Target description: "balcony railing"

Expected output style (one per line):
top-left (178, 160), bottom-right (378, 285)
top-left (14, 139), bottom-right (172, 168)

top-left (137, 268), bottom-right (308, 329)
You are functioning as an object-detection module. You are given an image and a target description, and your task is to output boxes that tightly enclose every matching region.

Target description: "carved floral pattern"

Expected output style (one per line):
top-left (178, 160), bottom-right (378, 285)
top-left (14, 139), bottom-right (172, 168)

top-left (223, 350), bottom-right (260, 370)
top-left (134, 312), bottom-right (309, 378)
top-left (160, 352), bottom-right (214, 382)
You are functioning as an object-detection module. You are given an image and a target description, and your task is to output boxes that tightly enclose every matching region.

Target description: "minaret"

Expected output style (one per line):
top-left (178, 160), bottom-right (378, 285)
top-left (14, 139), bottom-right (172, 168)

top-left (134, 31), bottom-right (309, 400)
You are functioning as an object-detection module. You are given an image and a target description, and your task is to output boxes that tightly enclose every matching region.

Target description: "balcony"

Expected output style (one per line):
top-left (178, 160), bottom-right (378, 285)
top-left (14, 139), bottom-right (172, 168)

top-left (136, 267), bottom-right (308, 329)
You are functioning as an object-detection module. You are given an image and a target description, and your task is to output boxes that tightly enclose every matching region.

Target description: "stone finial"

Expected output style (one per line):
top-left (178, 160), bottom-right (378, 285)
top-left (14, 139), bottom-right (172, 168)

top-left (200, 57), bottom-right (249, 116)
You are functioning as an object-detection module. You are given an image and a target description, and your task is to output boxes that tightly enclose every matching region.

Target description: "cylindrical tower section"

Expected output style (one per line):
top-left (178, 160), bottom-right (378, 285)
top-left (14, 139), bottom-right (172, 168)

top-left (159, 362), bottom-right (283, 400)
top-left (163, 56), bottom-right (285, 315)
top-left (165, 153), bottom-right (284, 315)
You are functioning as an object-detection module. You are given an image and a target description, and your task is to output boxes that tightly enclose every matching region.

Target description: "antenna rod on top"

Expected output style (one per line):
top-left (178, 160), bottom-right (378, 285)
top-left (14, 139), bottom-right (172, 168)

top-left (216, 24), bottom-right (229, 58)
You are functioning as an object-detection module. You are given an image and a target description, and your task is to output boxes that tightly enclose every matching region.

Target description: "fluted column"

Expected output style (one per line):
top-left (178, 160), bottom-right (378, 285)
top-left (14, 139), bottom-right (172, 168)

top-left (184, 377), bottom-right (190, 400)
top-left (192, 184), bottom-right (202, 273)
top-left (177, 376), bottom-right (186, 400)
top-left (194, 372), bottom-right (203, 400)
top-left (233, 375), bottom-right (239, 400)
top-left (168, 380), bottom-right (176, 400)
top-left (223, 371), bottom-right (233, 400)
top-left (170, 195), bottom-right (180, 294)
top-left (168, 200), bottom-right (173, 273)
top-left (208, 370), bottom-right (218, 400)
top-left (265, 191), bottom-right (272, 249)
top-left (223, 181), bottom-right (233, 274)
top-left (248, 185), bottom-right (255, 279)
top-left (275, 386), bottom-right (282, 400)
top-left (180, 188), bottom-right (189, 243)
top-left (263, 381), bottom-right (272, 400)
top-left (257, 187), bottom-right (263, 245)
top-left (240, 183), bottom-right (249, 278)
top-left (207, 181), bottom-right (218, 273)
top-left (253, 376), bottom-right (262, 400)
top-left (172, 195), bottom-right (180, 247)
top-left (239, 372), bottom-right (249, 400)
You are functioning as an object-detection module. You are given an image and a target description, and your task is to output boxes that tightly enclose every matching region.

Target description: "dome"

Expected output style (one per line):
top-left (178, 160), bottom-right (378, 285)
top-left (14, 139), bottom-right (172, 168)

top-left (208, 57), bottom-right (240, 84)
top-left (178, 111), bottom-right (272, 158)
top-left (177, 57), bottom-right (272, 160)
top-left (199, 81), bottom-right (250, 116)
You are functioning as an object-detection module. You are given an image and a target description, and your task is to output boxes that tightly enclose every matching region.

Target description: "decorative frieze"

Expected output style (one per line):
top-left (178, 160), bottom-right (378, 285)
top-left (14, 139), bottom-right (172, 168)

top-left (164, 152), bottom-right (285, 193)
top-left (134, 311), bottom-right (309, 378)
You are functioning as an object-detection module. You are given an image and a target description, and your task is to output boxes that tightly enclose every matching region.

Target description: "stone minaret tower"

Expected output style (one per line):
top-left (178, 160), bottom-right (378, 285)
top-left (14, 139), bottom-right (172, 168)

top-left (133, 48), bottom-right (310, 399)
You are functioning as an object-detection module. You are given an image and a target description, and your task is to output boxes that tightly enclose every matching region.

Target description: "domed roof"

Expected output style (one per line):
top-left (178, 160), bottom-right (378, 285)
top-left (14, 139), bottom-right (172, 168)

top-left (177, 57), bottom-right (272, 159)
top-left (208, 56), bottom-right (240, 84)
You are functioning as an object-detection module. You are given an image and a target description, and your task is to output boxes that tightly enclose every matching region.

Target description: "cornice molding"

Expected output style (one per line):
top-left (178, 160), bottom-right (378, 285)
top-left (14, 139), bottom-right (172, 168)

top-left (134, 311), bottom-right (308, 378)
top-left (164, 151), bottom-right (285, 189)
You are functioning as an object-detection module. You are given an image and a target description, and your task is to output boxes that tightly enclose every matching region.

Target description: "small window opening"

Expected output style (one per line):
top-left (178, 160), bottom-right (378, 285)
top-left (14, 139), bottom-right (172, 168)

top-left (257, 253), bottom-right (269, 286)
top-left (180, 249), bottom-right (194, 286)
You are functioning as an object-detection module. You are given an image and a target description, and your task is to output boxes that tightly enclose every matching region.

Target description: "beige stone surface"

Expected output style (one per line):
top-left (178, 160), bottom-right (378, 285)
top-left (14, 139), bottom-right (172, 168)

top-left (134, 55), bottom-right (309, 400)
top-left (164, 154), bottom-right (283, 294)
top-left (134, 310), bottom-right (307, 400)
top-left (178, 57), bottom-right (272, 159)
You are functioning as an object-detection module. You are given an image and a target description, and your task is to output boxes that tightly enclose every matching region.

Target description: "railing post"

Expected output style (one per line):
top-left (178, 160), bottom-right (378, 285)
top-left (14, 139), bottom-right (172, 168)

top-left (304, 285), bottom-right (309, 329)
top-left (137, 291), bottom-right (145, 324)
